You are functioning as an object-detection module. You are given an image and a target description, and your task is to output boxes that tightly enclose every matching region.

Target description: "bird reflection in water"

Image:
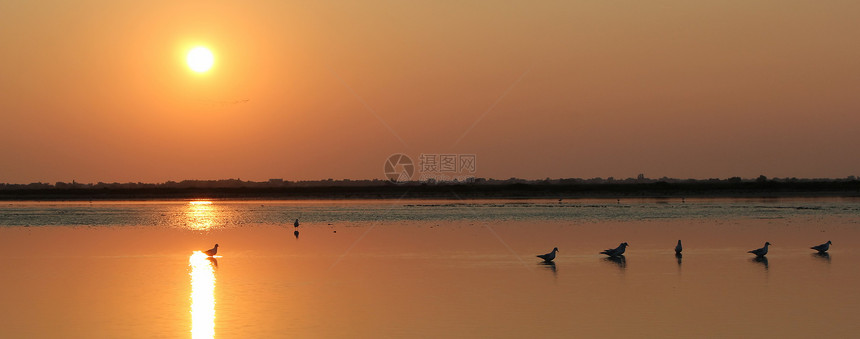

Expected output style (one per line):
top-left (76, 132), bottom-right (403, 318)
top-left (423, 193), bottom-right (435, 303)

top-left (812, 252), bottom-right (831, 263)
top-left (751, 256), bottom-right (769, 270)
top-left (294, 230), bottom-right (299, 239)
top-left (604, 255), bottom-right (627, 270)
top-left (189, 251), bottom-right (217, 339)
top-left (539, 261), bottom-right (557, 278)
top-left (675, 253), bottom-right (683, 267)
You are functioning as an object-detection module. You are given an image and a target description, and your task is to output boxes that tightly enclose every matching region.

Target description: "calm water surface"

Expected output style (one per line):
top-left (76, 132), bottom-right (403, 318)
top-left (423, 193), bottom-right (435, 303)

top-left (2, 197), bottom-right (859, 226)
top-left (1, 198), bottom-right (859, 338)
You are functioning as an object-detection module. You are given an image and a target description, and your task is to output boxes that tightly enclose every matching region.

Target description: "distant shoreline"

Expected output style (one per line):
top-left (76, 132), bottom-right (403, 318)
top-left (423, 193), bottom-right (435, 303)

top-left (1, 181), bottom-right (858, 201)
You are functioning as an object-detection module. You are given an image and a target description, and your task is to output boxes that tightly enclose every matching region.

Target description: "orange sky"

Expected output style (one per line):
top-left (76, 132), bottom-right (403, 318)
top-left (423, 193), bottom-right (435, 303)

top-left (2, 1), bottom-right (859, 183)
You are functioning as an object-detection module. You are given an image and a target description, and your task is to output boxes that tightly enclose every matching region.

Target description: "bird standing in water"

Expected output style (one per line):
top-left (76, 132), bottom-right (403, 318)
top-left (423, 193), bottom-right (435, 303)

top-left (747, 242), bottom-right (771, 257)
top-left (811, 240), bottom-right (832, 253)
top-left (204, 244), bottom-right (219, 257)
top-left (600, 242), bottom-right (629, 257)
top-left (675, 240), bottom-right (683, 255)
top-left (537, 247), bottom-right (559, 262)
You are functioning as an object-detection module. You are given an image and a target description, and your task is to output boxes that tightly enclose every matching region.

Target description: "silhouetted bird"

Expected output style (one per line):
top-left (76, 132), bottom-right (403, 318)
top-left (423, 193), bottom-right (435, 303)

top-left (203, 244), bottom-right (219, 257)
top-left (294, 219), bottom-right (300, 228)
top-left (811, 240), bottom-right (832, 253)
top-left (601, 242), bottom-right (629, 257)
top-left (675, 240), bottom-right (683, 255)
top-left (747, 242), bottom-right (771, 257)
top-left (294, 230), bottom-right (299, 239)
top-left (537, 247), bottom-right (559, 262)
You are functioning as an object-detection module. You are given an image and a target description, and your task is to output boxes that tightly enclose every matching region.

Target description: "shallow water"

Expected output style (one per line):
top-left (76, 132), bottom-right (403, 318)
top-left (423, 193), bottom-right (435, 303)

top-left (1, 199), bottom-right (858, 338)
top-left (2, 197), bottom-right (859, 227)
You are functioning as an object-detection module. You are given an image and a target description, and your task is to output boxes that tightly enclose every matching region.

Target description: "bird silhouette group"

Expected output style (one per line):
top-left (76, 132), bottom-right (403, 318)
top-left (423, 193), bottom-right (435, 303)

top-left (536, 240), bottom-right (834, 262)
top-left (200, 227), bottom-right (834, 266)
top-left (200, 236), bottom-right (833, 263)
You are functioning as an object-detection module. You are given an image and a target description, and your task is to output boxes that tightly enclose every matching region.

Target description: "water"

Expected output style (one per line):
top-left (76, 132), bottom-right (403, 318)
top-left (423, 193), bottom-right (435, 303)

top-left (2, 197), bottom-right (859, 227)
top-left (1, 198), bottom-right (859, 338)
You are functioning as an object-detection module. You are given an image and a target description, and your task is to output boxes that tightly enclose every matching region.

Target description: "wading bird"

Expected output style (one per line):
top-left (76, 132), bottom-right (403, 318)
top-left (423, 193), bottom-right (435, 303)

top-left (537, 247), bottom-right (559, 262)
top-left (600, 242), bottom-right (629, 257)
top-left (811, 240), bottom-right (832, 253)
top-left (747, 242), bottom-right (771, 257)
top-left (203, 244), bottom-right (219, 257)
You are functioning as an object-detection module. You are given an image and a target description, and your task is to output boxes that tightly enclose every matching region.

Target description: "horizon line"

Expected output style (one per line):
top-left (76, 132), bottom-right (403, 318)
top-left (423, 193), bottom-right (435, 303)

top-left (2, 174), bottom-right (859, 187)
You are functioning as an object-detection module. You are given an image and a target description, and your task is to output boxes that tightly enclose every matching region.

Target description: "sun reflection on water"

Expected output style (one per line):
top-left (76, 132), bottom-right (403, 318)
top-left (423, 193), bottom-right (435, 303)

top-left (186, 201), bottom-right (216, 230)
top-left (189, 251), bottom-right (216, 339)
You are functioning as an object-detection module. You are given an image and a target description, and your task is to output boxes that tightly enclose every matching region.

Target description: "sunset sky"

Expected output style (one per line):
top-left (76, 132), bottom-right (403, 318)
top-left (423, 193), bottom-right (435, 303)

top-left (2, 1), bottom-right (858, 184)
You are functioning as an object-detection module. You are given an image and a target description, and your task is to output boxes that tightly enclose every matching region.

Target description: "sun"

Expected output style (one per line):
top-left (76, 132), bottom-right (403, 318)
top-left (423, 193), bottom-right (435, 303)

top-left (187, 46), bottom-right (214, 73)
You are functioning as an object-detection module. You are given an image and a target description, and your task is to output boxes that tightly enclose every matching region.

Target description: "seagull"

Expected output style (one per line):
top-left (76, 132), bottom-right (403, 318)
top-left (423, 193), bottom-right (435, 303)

top-left (747, 242), bottom-right (771, 257)
top-left (674, 240), bottom-right (683, 255)
top-left (537, 247), bottom-right (559, 262)
top-left (601, 242), bottom-right (629, 257)
top-left (294, 219), bottom-right (300, 228)
top-left (203, 244), bottom-right (219, 257)
top-left (811, 240), bottom-right (832, 253)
